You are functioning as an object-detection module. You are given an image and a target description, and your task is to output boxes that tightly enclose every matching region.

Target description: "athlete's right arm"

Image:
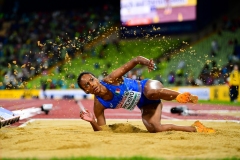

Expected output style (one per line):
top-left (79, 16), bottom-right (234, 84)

top-left (93, 98), bottom-right (106, 129)
top-left (91, 98), bottom-right (106, 131)
top-left (80, 99), bottom-right (106, 131)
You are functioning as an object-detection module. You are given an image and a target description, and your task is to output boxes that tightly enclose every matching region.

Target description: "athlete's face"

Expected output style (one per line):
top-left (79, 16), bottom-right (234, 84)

top-left (80, 74), bottom-right (101, 94)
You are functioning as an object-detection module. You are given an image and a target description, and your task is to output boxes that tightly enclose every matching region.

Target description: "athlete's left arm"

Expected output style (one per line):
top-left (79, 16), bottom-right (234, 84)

top-left (104, 56), bottom-right (155, 83)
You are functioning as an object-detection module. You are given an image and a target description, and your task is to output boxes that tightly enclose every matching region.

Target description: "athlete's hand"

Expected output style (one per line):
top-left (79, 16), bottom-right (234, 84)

top-left (80, 110), bottom-right (95, 122)
top-left (147, 59), bottom-right (157, 72)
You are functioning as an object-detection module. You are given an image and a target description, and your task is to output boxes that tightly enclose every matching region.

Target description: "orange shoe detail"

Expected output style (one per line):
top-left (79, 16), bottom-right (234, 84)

top-left (190, 95), bottom-right (198, 104)
top-left (206, 128), bottom-right (215, 133)
top-left (192, 120), bottom-right (205, 128)
top-left (176, 92), bottom-right (191, 103)
top-left (192, 121), bottom-right (215, 133)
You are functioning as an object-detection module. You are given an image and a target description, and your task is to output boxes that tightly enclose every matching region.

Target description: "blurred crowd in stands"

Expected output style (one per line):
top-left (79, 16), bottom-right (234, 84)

top-left (198, 15), bottom-right (240, 86)
top-left (99, 15), bottom-right (240, 88)
top-left (0, 3), bottom-right (240, 90)
top-left (127, 14), bottom-right (240, 88)
top-left (161, 15), bottom-right (240, 87)
top-left (0, 3), bottom-right (119, 89)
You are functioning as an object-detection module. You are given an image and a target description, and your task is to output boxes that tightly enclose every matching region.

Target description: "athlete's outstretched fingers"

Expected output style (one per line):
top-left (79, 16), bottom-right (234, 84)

top-left (148, 59), bottom-right (156, 72)
top-left (80, 110), bottom-right (88, 118)
top-left (80, 110), bottom-right (95, 122)
top-left (80, 111), bottom-right (84, 118)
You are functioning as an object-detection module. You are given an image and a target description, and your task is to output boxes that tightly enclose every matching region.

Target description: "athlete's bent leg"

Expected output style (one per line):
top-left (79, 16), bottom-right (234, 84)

top-left (141, 103), bottom-right (196, 133)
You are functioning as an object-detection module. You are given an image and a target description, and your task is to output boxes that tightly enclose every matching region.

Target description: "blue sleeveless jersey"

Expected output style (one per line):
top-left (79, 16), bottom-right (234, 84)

top-left (96, 78), bottom-right (161, 109)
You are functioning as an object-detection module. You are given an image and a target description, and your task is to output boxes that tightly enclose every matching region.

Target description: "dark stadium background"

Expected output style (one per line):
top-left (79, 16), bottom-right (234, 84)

top-left (0, 0), bottom-right (240, 96)
top-left (1, 0), bottom-right (238, 34)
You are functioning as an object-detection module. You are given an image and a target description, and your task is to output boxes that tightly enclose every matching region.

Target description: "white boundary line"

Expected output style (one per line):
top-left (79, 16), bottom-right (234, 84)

top-left (13, 107), bottom-right (42, 120)
top-left (19, 119), bottom-right (36, 127)
top-left (161, 115), bottom-right (179, 120)
top-left (17, 101), bottom-right (240, 128)
top-left (77, 101), bottom-right (87, 113)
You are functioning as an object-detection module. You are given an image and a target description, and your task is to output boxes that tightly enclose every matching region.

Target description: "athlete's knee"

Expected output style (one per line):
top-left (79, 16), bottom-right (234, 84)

top-left (143, 119), bottom-right (161, 133)
top-left (144, 89), bottom-right (158, 100)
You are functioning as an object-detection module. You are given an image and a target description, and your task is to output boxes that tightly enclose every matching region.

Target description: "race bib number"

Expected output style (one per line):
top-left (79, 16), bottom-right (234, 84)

top-left (121, 91), bottom-right (141, 111)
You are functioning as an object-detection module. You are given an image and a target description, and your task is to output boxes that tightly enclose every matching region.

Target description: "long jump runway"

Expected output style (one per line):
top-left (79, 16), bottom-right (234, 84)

top-left (0, 99), bottom-right (240, 126)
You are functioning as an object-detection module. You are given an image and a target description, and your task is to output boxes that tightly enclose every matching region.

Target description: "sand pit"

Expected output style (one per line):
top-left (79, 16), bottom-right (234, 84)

top-left (1, 119), bottom-right (240, 159)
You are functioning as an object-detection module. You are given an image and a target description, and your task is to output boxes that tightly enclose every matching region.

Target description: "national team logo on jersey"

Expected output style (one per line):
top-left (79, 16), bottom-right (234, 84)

top-left (115, 88), bottom-right (120, 95)
top-left (110, 103), bottom-right (114, 108)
